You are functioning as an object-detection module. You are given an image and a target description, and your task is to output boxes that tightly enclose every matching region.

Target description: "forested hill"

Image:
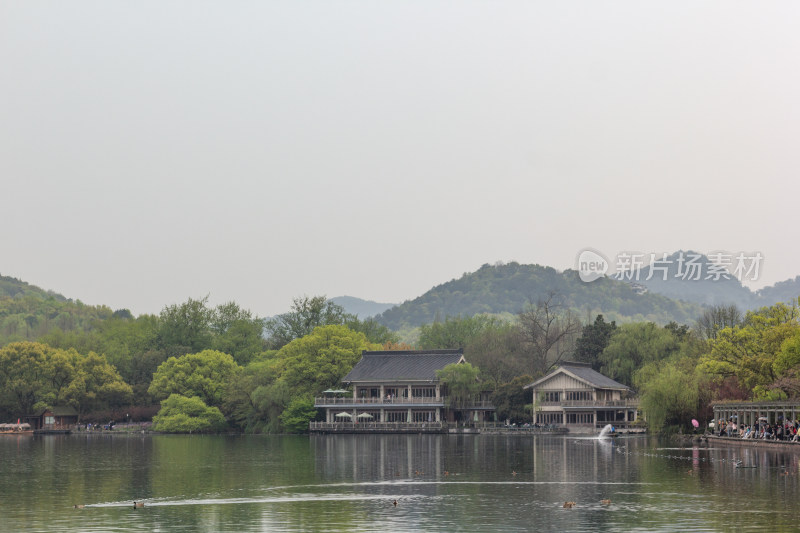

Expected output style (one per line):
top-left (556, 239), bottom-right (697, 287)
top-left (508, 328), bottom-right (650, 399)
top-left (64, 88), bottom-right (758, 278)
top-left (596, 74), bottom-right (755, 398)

top-left (374, 262), bottom-right (705, 330)
top-left (756, 276), bottom-right (800, 307)
top-left (624, 252), bottom-right (798, 310)
top-left (0, 274), bottom-right (67, 301)
top-left (0, 274), bottom-right (118, 345)
top-left (634, 251), bottom-right (775, 309)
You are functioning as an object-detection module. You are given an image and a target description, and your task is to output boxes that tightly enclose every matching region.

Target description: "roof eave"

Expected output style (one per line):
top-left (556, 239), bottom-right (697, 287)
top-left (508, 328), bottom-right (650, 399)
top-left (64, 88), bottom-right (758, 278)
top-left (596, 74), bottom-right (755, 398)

top-left (523, 367), bottom-right (630, 391)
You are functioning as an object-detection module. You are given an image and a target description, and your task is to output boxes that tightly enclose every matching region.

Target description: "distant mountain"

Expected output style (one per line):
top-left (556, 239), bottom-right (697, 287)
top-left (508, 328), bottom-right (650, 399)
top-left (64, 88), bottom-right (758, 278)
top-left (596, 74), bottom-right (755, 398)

top-left (374, 262), bottom-right (706, 330)
top-left (755, 276), bottom-right (800, 307)
top-left (634, 251), bottom-right (756, 309)
top-left (329, 296), bottom-right (396, 318)
top-left (628, 251), bottom-right (797, 310)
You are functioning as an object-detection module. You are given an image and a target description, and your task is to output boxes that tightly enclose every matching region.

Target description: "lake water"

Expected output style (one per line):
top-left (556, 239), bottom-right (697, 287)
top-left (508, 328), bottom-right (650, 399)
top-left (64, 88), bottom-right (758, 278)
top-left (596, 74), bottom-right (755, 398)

top-left (1, 433), bottom-right (798, 532)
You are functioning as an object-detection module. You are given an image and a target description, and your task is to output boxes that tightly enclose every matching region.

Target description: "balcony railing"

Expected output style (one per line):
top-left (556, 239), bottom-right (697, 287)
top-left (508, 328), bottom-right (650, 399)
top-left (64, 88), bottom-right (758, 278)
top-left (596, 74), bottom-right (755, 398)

top-left (314, 397), bottom-right (495, 409)
top-left (537, 399), bottom-right (639, 408)
top-left (315, 397), bottom-right (444, 406)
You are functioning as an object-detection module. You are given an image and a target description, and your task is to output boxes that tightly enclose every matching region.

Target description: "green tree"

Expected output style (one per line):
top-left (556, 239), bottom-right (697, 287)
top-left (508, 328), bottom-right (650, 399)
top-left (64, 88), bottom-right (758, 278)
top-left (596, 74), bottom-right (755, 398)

top-left (66, 351), bottom-right (133, 415)
top-left (0, 342), bottom-right (51, 416)
top-left (210, 302), bottom-right (266, 365)
top-left (492, 375), bottom-right (533, 424)
top-left (0, 342), bottom-right (132, 420)
top-left (774, 330), bottom-right (800, 377)
top-left (275, 325), bottom-right (381, 397)
top-left (151, 394), bottom-right (226, 433)
top-left (700, 302), bottom-right (800, 396)
top-left (343, 316), bottom-right (399, 345)
top-left (222, 358), bottom-right (286, 433)
top-left (279, 395), bottom-right (318, 433)
top-left (148, 349), bottom-right (240, 407)
top-left (765, 330), bottom-right (800, 399)
top-left (436, 362), bottom-right (481, 409)
top-left (464, 322), bottom-right (525, 387)
top-left (573, 314), bottom-right (616, 370)
top-left (158, 297), bottom-right (213, 355)
top-left (599, 322), bottom-right (681, 386)
top-left (265, 296), bottom-right (349, 349)
top-left (43, 346), bottom-right (78, 405)
top-left (635, 357), bottom-right (710, 432)
top-left (419, 314), bottom-right (502, 350)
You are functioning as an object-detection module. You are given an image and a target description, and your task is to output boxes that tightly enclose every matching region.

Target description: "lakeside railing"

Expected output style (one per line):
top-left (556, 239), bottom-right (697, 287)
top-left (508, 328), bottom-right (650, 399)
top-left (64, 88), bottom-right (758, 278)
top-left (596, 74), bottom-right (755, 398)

top-left (309, 421), bottom-right (571, 433)
top-left (594, 421), bottom-right (643, 430)
top-left (310, 421), bottom-right (445, 431)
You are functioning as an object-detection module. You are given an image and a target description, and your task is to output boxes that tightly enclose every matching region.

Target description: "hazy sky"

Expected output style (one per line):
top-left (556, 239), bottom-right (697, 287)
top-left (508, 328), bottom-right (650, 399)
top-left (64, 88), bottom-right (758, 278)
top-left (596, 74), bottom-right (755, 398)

top-left (2, 2), bottom-right (798, 317)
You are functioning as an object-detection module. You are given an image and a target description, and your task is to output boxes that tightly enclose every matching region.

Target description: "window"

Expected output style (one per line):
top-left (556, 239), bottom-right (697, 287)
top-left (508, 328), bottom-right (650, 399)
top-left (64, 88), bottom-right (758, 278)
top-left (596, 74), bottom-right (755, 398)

top-left (543, 392), bottom-right (560, 402)
top-left (412, 388), bottom-right (435, 398)
top-left (566, 413), bottom-right (593, 424)
top-left (45, 416), bottom-right (55, 425)
top-left (536, 413), bottom-right (563, 424)
top-left (565, 391), bottom-right (592, 401)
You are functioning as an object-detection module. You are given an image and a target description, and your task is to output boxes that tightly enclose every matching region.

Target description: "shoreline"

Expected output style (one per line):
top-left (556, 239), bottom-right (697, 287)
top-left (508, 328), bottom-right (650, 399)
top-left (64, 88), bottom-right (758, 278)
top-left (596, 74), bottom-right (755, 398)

top-left (706, 434), bottom-right (800, 452)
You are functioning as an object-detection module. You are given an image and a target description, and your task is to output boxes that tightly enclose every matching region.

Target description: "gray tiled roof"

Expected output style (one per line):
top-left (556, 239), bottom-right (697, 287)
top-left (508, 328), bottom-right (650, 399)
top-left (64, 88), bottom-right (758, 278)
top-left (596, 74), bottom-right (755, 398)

top-left (525, 361), bottom-right (629, 390)
top-left (560, 363), bottom-right (629, 390)
top-left (343, 350), bottom-right (465, 383)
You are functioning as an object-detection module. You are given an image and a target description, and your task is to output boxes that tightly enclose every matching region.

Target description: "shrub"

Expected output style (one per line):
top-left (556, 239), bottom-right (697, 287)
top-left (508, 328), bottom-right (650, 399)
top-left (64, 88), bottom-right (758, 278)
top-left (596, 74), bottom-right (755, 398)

top-left (152, 394), bottom-right (226, 433)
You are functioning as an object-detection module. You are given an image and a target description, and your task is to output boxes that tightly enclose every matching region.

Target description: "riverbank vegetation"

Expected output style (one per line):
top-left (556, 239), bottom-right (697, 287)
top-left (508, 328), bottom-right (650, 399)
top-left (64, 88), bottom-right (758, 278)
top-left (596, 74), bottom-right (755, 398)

top-left (0, 273), bottom-right (797, 434)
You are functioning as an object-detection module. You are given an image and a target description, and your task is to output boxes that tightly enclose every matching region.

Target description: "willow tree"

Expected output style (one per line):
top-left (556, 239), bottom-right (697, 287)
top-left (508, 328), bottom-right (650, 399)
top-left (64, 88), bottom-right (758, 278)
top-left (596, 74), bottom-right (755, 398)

top-left (635, 358), bottom-right (710, 432)
top-left (599, 322), bottom-right (681, 387)
top-left (436, 362), bottom-right (481, 410)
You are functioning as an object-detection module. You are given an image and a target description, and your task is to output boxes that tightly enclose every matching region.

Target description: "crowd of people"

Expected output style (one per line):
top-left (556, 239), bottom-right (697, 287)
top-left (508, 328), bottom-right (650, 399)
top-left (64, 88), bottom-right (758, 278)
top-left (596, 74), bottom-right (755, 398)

top-left (715, 419), bottom-right (800, 441)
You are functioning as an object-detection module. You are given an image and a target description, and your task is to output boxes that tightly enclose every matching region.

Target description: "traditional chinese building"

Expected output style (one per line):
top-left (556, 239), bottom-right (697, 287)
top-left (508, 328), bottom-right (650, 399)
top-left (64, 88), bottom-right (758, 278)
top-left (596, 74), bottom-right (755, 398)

top-left (311, 349), bottom-right (495, 433)
top-left (524, 362), bottom-right (640, 433)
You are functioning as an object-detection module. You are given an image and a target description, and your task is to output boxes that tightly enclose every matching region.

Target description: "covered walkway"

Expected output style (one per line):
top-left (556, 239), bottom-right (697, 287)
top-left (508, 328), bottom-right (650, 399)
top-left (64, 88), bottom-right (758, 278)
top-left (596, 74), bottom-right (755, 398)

top-left (712, 401), bottom-right (800, 428)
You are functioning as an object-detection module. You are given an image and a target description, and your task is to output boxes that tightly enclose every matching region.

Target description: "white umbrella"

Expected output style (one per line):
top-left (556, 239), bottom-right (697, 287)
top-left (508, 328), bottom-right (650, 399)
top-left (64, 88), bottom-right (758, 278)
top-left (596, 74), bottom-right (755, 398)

top-left (335, 412), bottom-right (352, 418)
top-left (357, 413), bottom-right (373, 419)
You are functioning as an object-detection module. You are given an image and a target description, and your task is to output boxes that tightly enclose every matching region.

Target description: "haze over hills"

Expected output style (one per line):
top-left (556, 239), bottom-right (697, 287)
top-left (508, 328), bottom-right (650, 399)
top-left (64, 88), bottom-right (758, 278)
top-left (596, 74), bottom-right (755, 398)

top-left (633, 251), bottom-right (797, 310)
top-left (755, 276), bottom-right (800, 306)
top-left (328, 296), bottom-right (396, 318)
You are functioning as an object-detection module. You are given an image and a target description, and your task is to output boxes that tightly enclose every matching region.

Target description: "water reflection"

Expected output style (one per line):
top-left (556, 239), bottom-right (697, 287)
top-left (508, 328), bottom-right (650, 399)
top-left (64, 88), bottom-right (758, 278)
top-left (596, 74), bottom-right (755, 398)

top-left (0, 434), bottom-right (798, 532)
